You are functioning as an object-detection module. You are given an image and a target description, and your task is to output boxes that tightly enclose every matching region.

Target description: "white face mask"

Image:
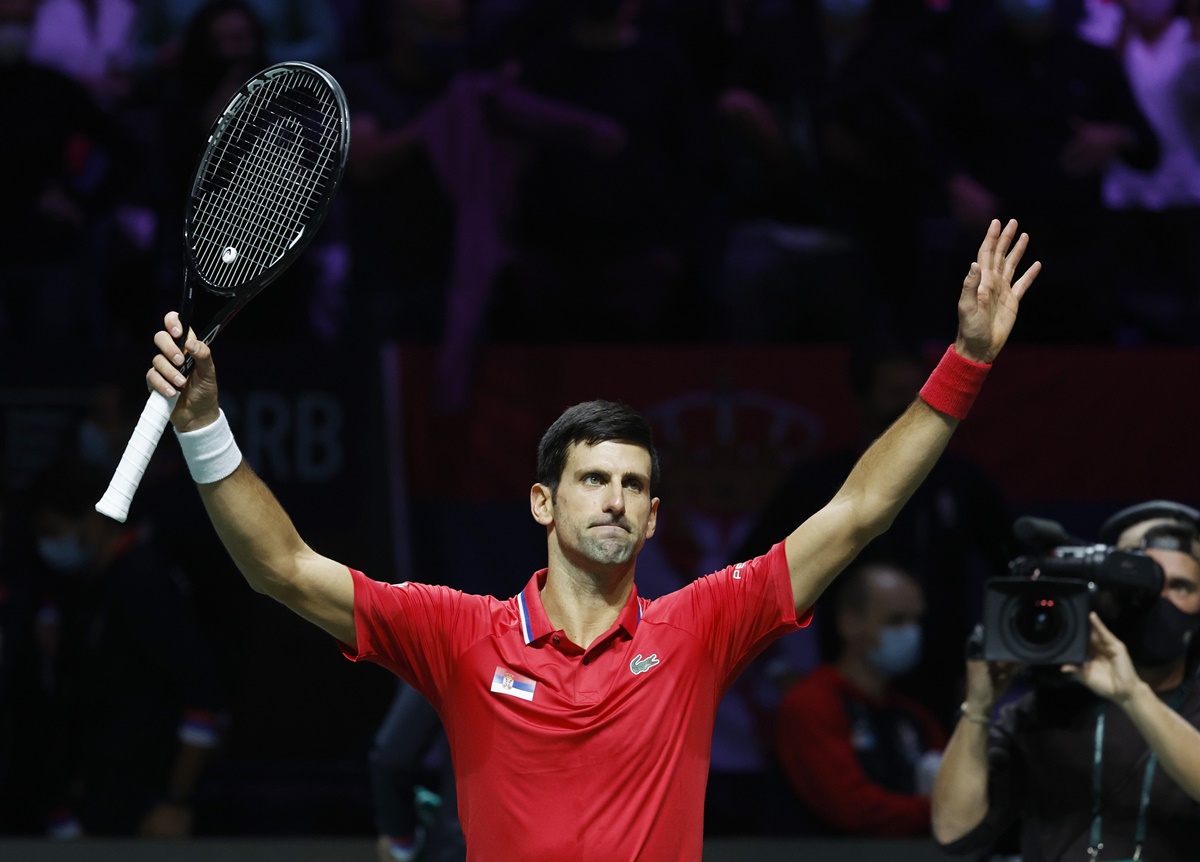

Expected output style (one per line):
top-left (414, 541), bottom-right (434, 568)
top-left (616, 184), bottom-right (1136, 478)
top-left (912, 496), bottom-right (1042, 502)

top-left (867, 623), bottom-right (923, 678)
top-left (37, 535), bottom-right (92, 574)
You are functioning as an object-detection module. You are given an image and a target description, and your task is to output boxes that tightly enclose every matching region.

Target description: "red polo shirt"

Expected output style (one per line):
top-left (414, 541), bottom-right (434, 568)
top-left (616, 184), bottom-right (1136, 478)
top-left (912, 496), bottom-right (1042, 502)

top-left (341, 541), bottom-right (808, 861)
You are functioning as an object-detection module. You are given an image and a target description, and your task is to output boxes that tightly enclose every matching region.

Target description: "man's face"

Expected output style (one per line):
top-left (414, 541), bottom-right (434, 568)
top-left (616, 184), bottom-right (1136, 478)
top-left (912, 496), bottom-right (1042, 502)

top-left (535, 440), bottom-right (659, 570)
top-left (842, 568), bottom-right (925, 655)
top-left (1146, 548), bottom-right (1200, 616)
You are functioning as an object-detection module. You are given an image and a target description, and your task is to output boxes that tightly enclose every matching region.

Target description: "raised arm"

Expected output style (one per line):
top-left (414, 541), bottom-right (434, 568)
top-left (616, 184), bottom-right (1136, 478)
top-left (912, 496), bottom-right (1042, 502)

top-left (785, 219), bottom-right (1040, 613)
top-left (148, 312), bottom-right (357, 647)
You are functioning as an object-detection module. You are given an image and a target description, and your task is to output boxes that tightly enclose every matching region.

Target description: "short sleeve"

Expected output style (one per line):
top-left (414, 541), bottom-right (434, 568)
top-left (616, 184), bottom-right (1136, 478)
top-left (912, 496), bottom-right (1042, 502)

top-left (665, 542), bottom-right (809, 692)
top-left (338, 569), bottom-right (493, 707)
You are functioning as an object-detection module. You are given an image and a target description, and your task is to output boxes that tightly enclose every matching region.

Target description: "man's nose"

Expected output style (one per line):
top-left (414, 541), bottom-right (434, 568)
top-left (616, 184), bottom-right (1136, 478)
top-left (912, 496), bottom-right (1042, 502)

top-left (604, 485), bottom-right (626, 514)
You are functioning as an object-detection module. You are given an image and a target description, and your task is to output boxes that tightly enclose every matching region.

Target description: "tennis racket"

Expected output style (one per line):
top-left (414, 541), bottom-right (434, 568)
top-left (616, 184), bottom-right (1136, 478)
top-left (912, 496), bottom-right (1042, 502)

top-left (96, 61), bottom-right (351, 522)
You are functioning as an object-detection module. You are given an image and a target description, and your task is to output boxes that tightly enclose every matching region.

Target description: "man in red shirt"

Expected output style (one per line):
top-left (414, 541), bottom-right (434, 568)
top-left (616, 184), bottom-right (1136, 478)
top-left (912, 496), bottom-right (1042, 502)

top-left (138, 220), bottom-right (1039, 859)
top-left (776, 562), bottom-right (947, 836)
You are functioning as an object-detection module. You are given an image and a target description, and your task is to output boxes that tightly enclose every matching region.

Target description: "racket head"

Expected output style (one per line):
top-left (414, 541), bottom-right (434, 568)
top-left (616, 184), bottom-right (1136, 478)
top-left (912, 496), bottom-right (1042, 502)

top-left (184, 62), bottom-right (350, 302)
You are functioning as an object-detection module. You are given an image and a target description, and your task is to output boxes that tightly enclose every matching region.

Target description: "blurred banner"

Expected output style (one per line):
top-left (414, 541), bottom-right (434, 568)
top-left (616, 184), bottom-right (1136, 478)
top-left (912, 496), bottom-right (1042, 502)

top-left (386, 344), bottom-right (1200, 506)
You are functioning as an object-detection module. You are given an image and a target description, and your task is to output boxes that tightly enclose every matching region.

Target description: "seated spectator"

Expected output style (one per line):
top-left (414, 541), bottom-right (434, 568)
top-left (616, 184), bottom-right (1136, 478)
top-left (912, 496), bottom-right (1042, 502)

top-left (714, 0), bottom-right (947, 342)
top-left (0, 0), bottom-right (131, 347)
top-left (775, 562), bottom-right (947, 836)
top-left (505, 0), bottom-right (706, 343)
top-left (28, 0), bottom-right (137, 107)
top-left (1080, 0), bottom-right (1200, 343)
top-left (935, 0), bottom-right (1160, 343)
top-left (735, 338), bottom-right (1014, 727)
top-left (131, 0), bottom-right (340, 74)
top-left (26, 456), bottom-right (222, 838)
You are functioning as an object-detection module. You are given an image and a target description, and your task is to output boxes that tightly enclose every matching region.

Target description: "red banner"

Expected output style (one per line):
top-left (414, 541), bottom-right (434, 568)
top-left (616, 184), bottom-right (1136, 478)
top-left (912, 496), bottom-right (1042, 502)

top-left (391, 345), bottom-right (1200, 506)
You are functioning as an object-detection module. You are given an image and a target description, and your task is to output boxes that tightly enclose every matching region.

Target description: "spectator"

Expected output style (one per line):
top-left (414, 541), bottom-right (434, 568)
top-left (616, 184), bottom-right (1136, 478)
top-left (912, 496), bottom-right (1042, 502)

top-left (131, 0), bottom-right (340, 74)
top-left (0, 487), bottom-right (41, 833)
top-left (28, 0), bottom-right (137, 108)
top-left (505, 0), bottom-right (706, 342)
top-left (714, 0), bottom-right (947, 342)
top-left (26, 456), bottom-right (222, 837)
top-left (735, 338), bottom-right (1015, 728)
top-left (0, 0), bottom-right (130, 346)
top-left (336, 0), bottom-right (464, 344)
top-left (775, 562), bottom-right (947, 836)
top-left (935, 0), bottom-right (1160, 343)
top-left (372, 681), bottom-right (464, 862)
top-left (1082, 0), bottom-right (1200, 343)
top-left (149, 0), bottom-right (322, 339)
top-left (933, 500), bottom-right (1200, 860)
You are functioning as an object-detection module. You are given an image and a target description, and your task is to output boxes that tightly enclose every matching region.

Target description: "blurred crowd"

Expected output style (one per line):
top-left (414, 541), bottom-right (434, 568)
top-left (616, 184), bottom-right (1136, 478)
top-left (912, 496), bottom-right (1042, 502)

top-left (1, 0), bottom-right (1199, 356)
top-left (2, 0), bottom-right (1200, 849)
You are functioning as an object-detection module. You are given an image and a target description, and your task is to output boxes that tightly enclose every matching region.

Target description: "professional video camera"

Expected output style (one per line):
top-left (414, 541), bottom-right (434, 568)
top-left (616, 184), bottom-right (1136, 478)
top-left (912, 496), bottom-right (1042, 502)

top-left (981, 517), bottom-right (1164, 665)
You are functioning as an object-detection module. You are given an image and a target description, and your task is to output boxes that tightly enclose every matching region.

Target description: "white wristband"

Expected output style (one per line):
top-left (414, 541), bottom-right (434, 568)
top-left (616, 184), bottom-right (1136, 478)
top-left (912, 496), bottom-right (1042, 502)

top-left (174, 409), bottom-right (243, 485)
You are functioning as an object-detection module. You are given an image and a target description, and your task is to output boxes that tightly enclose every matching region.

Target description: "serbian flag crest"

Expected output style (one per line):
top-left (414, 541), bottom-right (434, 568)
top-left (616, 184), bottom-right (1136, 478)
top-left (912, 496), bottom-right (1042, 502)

top-left (491, 666), bottom-right (536, 701)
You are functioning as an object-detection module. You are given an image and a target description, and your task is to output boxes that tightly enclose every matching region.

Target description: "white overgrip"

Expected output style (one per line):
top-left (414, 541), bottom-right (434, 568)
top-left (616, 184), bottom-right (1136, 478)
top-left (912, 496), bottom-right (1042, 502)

top-left (95, 390), bottom-right (179, 522)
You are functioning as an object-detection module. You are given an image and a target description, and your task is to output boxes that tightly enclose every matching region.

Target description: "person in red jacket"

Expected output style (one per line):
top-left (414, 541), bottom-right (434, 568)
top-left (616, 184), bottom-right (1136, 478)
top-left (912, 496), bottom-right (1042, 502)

top-left (776, 561), bottom-right (946, 836)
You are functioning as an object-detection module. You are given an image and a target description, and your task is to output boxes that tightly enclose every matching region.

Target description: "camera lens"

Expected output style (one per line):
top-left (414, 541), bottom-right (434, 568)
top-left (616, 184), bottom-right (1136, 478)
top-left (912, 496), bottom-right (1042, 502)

top-left (1014, 597), bottom-right (1064, 646)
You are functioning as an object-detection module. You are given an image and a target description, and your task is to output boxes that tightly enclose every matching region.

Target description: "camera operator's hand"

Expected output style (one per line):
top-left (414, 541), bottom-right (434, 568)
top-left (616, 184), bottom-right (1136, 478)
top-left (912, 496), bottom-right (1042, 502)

top-left (1061, 612), bottom-right (1141, 705)
top-left (965, 658), bottom-right (1022, 715)
top-left (963, 624), bottom-right (1022, 714)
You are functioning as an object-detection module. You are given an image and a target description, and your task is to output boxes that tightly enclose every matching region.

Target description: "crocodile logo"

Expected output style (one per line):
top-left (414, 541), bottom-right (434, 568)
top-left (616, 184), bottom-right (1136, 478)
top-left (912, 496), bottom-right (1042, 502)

top-left (630, 653), bottom-right (661, 675)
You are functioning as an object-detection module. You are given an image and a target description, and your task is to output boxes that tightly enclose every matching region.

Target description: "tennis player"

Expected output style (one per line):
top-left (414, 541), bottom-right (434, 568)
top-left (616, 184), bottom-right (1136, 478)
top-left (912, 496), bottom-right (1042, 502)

top-left (146, 219), bottom-right (1039, 860)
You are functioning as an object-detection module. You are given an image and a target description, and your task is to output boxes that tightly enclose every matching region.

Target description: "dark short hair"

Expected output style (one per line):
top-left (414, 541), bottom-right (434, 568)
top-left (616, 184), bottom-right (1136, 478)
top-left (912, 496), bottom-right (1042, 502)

top-left (536, 400), bottom-right (659, 495)
top-left (1098, 500), bottom-right (1200, 546)
top-left (832, 561), bottom-right (916, 619)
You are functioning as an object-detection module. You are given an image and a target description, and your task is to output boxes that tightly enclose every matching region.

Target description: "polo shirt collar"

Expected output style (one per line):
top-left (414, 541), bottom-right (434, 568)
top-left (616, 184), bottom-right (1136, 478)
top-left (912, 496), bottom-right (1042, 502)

top-left (517, 569), bottom-right (642, 647)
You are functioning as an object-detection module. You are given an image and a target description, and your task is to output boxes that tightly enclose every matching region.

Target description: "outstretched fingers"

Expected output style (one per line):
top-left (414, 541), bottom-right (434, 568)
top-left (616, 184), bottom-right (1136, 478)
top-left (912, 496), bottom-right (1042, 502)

top-left (1003, 231), bottom-right (1030, 282)
top-left (1011, 260), bottom-right (1041, 301)
top-left (976, 219), bottom-right (1001, 270)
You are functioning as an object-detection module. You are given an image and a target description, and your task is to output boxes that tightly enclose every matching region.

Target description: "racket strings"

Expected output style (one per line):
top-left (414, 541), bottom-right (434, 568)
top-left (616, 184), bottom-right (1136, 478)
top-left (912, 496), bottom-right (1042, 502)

top-left (190, 70), bottom-right (345, 288)
top-left (196, 93), bottom-right (334, 280)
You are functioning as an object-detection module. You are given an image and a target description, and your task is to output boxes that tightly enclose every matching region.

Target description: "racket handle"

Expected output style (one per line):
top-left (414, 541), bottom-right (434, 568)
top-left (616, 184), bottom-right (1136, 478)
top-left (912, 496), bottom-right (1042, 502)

top-left (95, 390), bottom-right (179, 522)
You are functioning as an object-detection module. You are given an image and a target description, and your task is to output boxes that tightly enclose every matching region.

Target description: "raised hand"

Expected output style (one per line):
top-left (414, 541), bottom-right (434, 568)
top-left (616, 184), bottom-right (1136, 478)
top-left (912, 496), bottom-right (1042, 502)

top-left (955, 219), bottom-right (1041, 364)
top-left (147, 311), bottom-right (221, 433)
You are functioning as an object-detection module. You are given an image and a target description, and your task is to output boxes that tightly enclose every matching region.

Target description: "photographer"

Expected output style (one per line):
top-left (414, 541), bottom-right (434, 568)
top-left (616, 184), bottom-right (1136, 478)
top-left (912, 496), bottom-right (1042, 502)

top-left (931, 502), bottom-right (1200, 861)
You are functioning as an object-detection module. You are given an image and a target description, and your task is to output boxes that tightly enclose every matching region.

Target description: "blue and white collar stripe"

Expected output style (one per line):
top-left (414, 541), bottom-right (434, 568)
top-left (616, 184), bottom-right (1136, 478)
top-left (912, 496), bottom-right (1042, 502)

top-left (518, 590), bottom-right (533, 645)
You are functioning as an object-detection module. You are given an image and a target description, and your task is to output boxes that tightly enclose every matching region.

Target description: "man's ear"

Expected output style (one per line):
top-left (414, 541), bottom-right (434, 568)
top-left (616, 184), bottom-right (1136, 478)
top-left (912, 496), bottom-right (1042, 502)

top-left (644, 497), bottom-right (660, 539)
top-left (531, 483), bottom-right (554, 526)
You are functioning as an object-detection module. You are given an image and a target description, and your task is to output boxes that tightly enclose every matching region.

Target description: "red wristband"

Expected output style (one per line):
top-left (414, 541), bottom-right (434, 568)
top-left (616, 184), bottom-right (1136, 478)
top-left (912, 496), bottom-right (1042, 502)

top-left (919, 345), bottom-right (990, 420)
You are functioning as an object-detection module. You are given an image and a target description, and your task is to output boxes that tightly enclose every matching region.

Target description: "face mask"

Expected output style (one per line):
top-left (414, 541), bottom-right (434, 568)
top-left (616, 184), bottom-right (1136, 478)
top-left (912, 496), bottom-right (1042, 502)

top-left (0, 23), bottom-right (32, 64)
top-left (868, 623), bottom-right (923, 678)
top-left (1121, 597), bottom-right (1200, 667)
top-left (37, 535), bottom-right (92, 574)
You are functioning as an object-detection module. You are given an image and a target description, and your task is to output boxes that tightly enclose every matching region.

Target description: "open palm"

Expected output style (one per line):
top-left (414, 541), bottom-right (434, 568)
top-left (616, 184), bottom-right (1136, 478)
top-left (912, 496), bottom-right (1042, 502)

top-left (956, 219), bottom-right (1042, 364)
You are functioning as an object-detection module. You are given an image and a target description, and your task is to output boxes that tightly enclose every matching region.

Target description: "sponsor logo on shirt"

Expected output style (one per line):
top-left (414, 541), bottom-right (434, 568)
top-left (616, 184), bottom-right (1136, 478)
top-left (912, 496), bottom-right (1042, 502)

top-left (490, 666), bottom-right (536, 701)
top-left (629, 653), bottom-right (661, 675)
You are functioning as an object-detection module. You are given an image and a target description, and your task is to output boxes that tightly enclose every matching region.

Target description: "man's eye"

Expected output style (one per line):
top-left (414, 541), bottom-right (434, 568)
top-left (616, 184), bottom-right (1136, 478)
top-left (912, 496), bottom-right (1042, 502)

top-left (584, 474), bottom-right (601, 485)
